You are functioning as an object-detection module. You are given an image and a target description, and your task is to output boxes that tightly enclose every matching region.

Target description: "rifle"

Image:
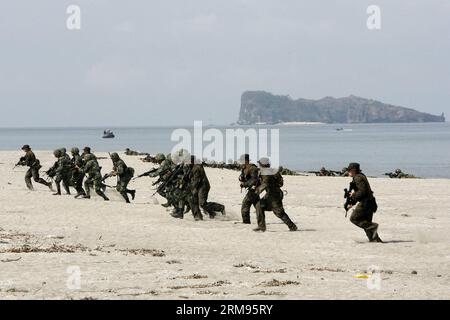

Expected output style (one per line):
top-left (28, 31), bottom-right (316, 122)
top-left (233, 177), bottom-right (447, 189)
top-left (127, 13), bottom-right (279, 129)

top-left (132, 167), bottom-right (158, 180)
top-left (343, 181), bottom-right (357, 217)
top-left (152, 164), bottom-right (184, 196)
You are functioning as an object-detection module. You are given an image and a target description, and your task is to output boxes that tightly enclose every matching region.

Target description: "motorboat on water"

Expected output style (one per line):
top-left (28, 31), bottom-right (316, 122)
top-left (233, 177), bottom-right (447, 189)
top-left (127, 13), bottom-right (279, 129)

top-left (102, 130), bottom-right (115, 139)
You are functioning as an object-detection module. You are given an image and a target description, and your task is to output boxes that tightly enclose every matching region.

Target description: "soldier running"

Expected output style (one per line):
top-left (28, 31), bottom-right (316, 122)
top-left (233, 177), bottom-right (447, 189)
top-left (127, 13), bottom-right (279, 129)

top-left (70, 147), bottom-right (86, 198)
top-left (51, 148), bottom-right (72, 195)
top-left (254, 157), bottom-right (297, 232)
top-left (105, 152), bottom-right (136, 203)
top-left (188, 155), bottom-right (225, 221)
top-left (238, 154), bottom-right (260, 224)
top-left (346, 162), bottom-right (382, 243)
top-left (78, 154), bottom-right (109, 201)
top-left (16, 145), bottom-right (53, 191)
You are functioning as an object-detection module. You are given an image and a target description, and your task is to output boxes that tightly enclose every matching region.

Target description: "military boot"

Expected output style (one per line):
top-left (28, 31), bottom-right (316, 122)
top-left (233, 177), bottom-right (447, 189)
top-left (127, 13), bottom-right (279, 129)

top-left (46, 181), bottom-right (54, 191)
top-left (121, 192), bottom-right (131, 203)
top-left (281, 215), bottom-right (298, 231)
top-left (128, 189), bottom-right (136, 200)
top-left (63, 183), bottom-right (71, 195)
top-left (53, 183), bottom-right (61, 195)
top-left (171, 208), bottom-right (184, 219)
top-left (253, 226), bottom-right (266, 232)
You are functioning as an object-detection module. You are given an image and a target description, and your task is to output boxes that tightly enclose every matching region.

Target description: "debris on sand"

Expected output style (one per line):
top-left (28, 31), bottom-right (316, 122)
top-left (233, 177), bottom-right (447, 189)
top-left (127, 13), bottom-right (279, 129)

top-left (233, 262), bottom-right (259, 269)
top-left (310, 267), bottom-right (346, 273)
top-left (258, 279), bottom-right (301, 287)
top-left (117, 290), bottom-right (159, 297)
top-left (169, 280), bottom-right (231, 290)
top-left (249, 290), bottom-right (287, 296)
top-left (253, 268), bottom-right (287, 274)
top-left (166, 260), bottom-right (182, 264)
top-left (1, 257), bottom-right (22, 263)
top-left (171, 274), bottom-right (208, 280)
top-left (197, 290), bottom-right (220, 295)
top-left (117, 248), bottom-right (166, 257)
top-left (0, 243), bottom-right (88, 254)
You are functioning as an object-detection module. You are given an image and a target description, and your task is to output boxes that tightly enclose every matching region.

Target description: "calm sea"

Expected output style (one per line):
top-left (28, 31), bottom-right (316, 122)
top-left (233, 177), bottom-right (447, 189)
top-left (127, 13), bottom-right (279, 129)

top-left (1, 123), bottom-right (449, 178)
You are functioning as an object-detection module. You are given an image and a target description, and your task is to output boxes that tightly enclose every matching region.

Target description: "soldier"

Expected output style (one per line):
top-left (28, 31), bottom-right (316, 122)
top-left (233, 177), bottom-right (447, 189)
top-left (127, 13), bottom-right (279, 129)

top-left (81, 147), bottom-right (97, 164)
top-left (346, 162), bottom-right (382, 243)
top-left (149, 153), bottom-right (175, 207)
top-left (238, 154), bottom-right (260, 224)
top-left (254, 157), bottom-right (297, 232)
top-left (16, 145), bottom-right (53, 191)
top-left (70, 147), bottom-right (86, 198)
top-left (52, 149), bottom-right (72, 195)
top-left (79, 154), bottom-right (109, 201)
top-left (170, 161), bottom-right (193, 219)
top-left (188, 156), bottom-right (225, 221)
top-left (105, 152), bottom-right (136, 203)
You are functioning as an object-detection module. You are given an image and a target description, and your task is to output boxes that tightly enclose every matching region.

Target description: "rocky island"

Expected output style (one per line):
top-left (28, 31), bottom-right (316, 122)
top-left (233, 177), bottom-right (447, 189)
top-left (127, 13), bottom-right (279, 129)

top-left (237, 91), bottom-right (445, 124)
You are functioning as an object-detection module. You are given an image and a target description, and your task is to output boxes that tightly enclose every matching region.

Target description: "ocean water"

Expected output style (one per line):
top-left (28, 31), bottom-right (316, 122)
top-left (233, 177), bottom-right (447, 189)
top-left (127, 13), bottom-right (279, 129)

top-left (1, 123), bottom-right (449, 178)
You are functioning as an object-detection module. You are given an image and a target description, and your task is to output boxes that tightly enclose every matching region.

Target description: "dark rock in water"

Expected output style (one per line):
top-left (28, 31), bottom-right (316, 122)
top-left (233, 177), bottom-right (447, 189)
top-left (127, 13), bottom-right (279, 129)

top-left (238, 91), bottom-right (445, 124)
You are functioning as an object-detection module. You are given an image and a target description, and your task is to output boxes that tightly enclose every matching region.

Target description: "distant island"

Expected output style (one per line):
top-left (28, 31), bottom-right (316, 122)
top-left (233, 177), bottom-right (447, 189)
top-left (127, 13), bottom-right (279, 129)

top-left (237, 91), bottom-right (445, 124)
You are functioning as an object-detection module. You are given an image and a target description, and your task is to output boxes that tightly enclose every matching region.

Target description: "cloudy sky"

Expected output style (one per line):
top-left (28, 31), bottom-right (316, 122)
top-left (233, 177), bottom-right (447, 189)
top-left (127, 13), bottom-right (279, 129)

top-left (0, 0), bottom-right (449, 127)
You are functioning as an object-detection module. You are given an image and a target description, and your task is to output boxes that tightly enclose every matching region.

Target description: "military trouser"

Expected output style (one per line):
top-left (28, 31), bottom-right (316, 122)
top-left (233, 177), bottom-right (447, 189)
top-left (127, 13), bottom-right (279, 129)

top-left (198, 184), bottom-right (225, 217)
top-left (84, 175), bottom-right (109, 200)
top-left (350, 199), bottom-right (379, 241)
top-left (116, 174), bottom-right (134, 203)
top-left (241, 189), bottom-right (259, 224)
top-left (71, 171), bottom-right (85, 196)
top-left (54, 172), bottom-right (71, 195)
top-left (25, 166), bottom-right (51, 190)
top-left (255, 193), bottom-right (297, 231)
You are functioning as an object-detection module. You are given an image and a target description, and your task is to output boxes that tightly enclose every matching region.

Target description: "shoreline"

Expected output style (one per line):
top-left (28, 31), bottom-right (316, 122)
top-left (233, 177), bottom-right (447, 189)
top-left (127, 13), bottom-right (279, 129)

top-left (2, 149), bottom-right (444, 180)
top-left (1, 150), bottom-right (449, 299)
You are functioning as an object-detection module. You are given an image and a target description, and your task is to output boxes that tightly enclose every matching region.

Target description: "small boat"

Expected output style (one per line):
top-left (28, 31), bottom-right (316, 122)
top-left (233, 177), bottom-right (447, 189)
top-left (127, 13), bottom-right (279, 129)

top-left (102, 130), bottom-right (115, 139)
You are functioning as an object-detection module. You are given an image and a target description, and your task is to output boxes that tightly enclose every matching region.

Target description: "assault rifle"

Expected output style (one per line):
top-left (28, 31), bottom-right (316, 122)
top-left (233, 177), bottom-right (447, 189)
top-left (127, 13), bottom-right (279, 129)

top-left (132, 167), bottom-right (158, 180)
top-left (343, 181), bottom-right (357, 217)
top-left (152, 164), bottom-right (184, 196)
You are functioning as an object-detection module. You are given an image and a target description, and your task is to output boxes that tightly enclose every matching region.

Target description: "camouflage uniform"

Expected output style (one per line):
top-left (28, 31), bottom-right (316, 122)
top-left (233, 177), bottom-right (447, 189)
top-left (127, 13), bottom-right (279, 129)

top-left (17, 146), bottom-right (52, 191)
top-left (239, 162), bottom-right (260, 224)
top-left (81, 154), bottom-right (109, 201)
top-left (170, 163), bottom-right (192, 218)
top-left (70, 147), bottom-right (86, 197)
top-left (110, 153), bottom-right (135, 203)
top-left (149, 154), bottom-right (176, 206)
top-left (254, 159), bottom-right (297, 232)
top-left (189, 162), bottom-right (225, 220)
top-left (349, 172), bottom-right (381, 242)
top-left (52, 149), bottom-right (72, 195)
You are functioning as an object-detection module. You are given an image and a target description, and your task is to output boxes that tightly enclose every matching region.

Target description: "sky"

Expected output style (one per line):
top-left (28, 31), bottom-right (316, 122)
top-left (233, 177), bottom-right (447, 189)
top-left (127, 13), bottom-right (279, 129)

top-left (0, 0), bottom-right (449, 127)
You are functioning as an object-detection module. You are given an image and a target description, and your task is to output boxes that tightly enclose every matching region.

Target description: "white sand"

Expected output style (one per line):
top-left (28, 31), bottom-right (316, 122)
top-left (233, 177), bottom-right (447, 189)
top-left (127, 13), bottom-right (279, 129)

top-left (0, 150), bottom-right (449, 300)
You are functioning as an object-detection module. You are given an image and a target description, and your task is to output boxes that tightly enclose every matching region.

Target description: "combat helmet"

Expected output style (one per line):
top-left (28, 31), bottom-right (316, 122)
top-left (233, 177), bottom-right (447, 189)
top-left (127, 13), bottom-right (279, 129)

top-left (110, 152), bottom-right (120, 161)
top-left (53, 149), bottom-right (62, 157)
top-left (347, 162), bottom-right (361, 172)
top-left (71, 147), bottom-right (79, 155)
top-left (155, 153), bottom-right (166, 162)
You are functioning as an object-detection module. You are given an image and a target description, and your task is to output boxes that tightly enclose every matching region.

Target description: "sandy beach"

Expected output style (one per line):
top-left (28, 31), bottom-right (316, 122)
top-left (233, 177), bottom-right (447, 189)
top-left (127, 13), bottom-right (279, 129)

top-left (0, 150), bottom-right (449, 300)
